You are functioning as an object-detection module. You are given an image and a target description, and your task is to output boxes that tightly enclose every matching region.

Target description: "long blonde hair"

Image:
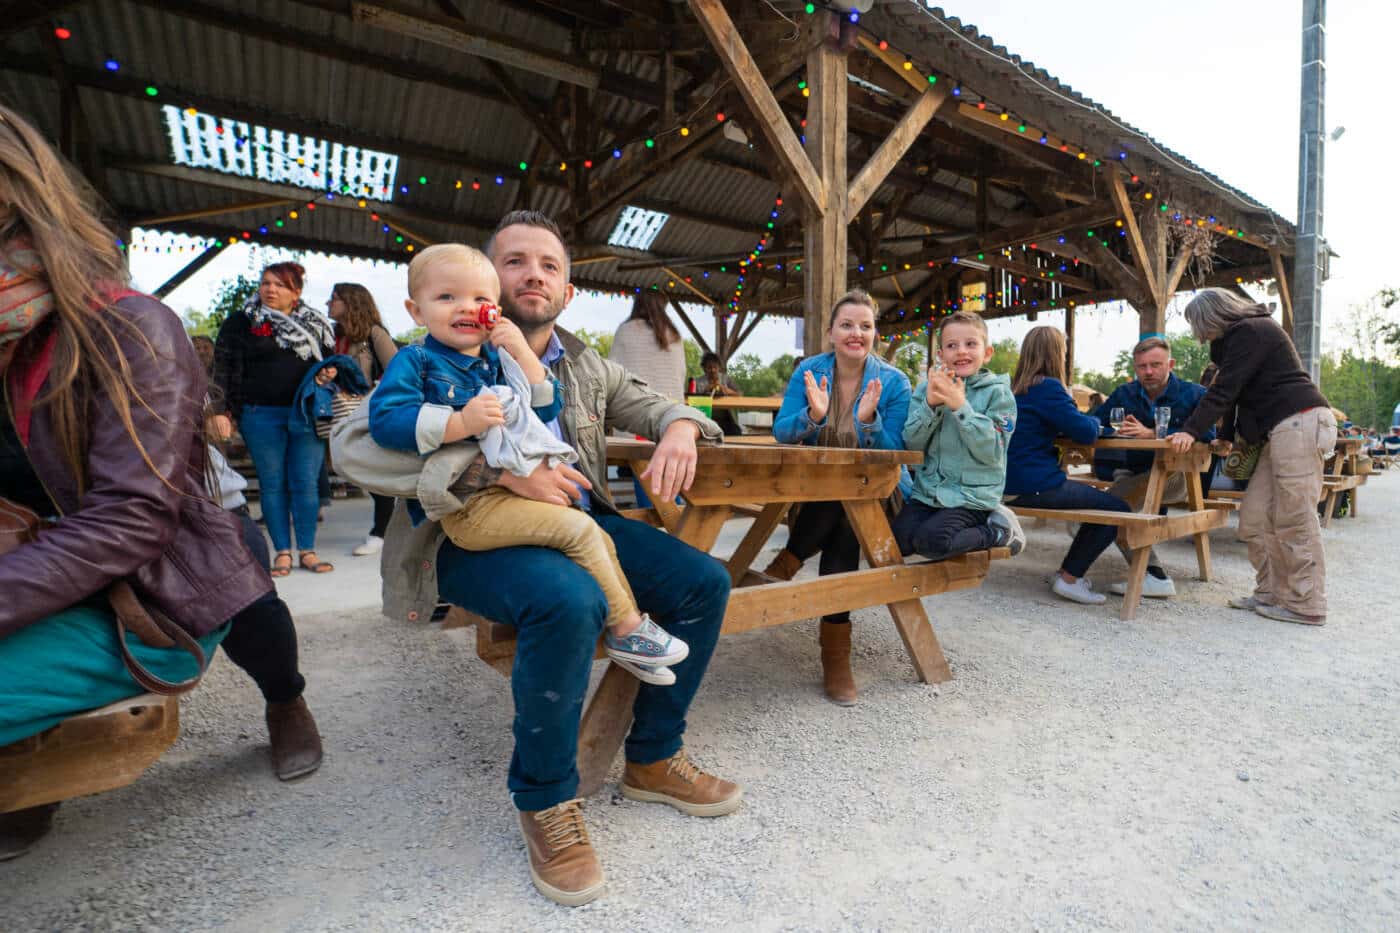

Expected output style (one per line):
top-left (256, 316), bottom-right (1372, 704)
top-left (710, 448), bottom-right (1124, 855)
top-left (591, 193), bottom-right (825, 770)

top-left (0, 105), bottom-right (164, 490)
top-left (1010, 326), bottom-right (1069, 396)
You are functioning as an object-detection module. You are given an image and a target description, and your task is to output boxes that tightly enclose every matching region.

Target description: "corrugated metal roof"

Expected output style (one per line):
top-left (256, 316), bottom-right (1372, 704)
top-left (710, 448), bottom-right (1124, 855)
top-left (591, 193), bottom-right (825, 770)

top-left (0, 0), bottom-right (1289, 318)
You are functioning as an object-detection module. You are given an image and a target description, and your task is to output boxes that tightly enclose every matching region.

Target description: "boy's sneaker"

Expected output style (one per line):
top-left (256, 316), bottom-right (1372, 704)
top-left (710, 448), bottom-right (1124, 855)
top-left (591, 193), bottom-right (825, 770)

top-left (1051, 575), bottom-right (1106, 605)
top-left (1110, 575), bottom-right (1177, 598)
top-left (988, 505), bottom-right (1026, 556)
top-left (604, 615), bottom-right (688, 668)
top-left (610, 659), bottom-right (676, 686)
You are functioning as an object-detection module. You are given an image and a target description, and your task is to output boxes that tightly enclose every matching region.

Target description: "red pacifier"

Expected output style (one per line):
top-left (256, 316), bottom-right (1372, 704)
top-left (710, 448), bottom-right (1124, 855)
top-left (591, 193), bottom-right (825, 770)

top-left (476, 302), bottom-right (500, 329)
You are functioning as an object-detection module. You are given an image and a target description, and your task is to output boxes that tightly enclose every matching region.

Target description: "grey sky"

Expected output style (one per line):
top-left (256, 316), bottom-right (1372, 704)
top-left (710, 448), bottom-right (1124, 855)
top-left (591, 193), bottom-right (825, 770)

top-left (130, 1), bottom-right (1390, 373)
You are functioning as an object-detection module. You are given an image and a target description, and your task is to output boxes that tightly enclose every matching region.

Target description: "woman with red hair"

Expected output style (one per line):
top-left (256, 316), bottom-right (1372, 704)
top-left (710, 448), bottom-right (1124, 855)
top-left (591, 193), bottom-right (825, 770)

top-left (211, 261), bottom-right (337, 575)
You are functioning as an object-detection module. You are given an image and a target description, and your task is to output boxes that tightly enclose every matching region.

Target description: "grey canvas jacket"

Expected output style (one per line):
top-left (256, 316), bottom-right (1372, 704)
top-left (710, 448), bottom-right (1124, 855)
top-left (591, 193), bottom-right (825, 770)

top-left (331, 326), bottom-right (722, 622)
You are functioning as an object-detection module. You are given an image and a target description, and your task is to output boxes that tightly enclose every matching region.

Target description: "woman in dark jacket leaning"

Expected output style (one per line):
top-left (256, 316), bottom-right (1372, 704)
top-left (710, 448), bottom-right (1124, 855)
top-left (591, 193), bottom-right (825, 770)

top-left (1167, 287), bottom-right (1334, 625)
top-left (0, 106), bottom-right (321, 860)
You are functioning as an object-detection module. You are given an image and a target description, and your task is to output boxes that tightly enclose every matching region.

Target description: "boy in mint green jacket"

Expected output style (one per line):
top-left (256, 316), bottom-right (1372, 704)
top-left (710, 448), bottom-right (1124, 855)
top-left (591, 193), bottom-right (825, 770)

top-left (894, 311), bottom-right (1025, 560)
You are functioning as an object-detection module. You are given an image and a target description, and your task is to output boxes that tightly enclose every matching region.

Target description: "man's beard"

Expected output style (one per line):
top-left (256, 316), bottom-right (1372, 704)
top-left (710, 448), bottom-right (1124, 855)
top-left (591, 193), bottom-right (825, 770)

top-left (500, 292), bottom-right (565, 336)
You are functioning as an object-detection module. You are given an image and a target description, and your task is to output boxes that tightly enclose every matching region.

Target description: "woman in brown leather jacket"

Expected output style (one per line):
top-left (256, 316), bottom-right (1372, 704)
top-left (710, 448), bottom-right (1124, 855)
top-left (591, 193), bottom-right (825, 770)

top-left (0, 106), bottom-right (322, 860)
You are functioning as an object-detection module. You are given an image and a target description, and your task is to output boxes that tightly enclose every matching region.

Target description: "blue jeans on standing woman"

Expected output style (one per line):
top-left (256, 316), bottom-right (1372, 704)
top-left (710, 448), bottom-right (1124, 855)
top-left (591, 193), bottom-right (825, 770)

top-left (436, 510), bottom-right (730, 812)
top-left (239, 405), bottom-right (325, 554)
top-left (1010, 478), bottom-right (1132, 578)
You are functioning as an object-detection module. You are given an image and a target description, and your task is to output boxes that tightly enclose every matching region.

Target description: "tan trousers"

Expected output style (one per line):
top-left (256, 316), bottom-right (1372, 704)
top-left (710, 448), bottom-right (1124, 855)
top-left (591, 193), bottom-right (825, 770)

top-left (1110, 469), bottom-right (1187, 571)
top-left (1239, 408), bottom-right (1335, 616)
top-left (439, 486), bottom-right (639, 629)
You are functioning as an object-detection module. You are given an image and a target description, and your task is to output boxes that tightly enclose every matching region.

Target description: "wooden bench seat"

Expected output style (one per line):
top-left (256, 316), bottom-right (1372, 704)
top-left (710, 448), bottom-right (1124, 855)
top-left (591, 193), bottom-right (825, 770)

top-left (0, 694), bottom-right (179, 814)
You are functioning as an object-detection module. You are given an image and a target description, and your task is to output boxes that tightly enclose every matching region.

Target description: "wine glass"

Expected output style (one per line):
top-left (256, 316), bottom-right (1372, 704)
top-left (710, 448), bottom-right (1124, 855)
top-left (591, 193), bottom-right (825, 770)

top-left (1109, 407), bottom-right (1126, 432)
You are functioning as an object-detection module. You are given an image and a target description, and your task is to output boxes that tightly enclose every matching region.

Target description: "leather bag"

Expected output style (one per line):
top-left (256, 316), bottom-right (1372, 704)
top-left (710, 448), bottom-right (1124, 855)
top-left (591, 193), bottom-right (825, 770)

top-left (0, 496), bottom-right (208, 695)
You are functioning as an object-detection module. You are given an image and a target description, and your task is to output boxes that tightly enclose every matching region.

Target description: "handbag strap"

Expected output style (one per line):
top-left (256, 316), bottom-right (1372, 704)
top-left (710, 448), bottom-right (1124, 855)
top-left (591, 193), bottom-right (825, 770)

top-left (110, 581), bottom-right (208, 695)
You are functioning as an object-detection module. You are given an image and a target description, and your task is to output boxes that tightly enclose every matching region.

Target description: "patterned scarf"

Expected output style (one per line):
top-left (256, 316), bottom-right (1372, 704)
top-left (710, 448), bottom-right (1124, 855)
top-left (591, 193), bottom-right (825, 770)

top-left (0, 238), bottom-right (54, 349)
top-left (242, 293), bottom-right (335, 362)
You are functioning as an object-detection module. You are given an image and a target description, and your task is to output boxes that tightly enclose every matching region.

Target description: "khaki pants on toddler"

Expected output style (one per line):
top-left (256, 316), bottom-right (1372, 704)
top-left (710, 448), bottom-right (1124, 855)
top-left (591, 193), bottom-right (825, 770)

top-left (439, 486), bottom-right (639, 630)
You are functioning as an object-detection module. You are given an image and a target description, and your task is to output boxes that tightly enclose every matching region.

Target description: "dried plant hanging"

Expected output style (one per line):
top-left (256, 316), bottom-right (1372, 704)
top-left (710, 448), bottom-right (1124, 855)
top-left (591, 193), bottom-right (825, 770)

top-left (1169, 223), bottom-right (1218, 280)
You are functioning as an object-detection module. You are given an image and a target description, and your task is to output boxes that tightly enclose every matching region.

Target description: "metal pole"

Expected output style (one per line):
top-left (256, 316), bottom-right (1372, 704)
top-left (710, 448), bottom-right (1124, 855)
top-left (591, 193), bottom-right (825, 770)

top-left (1292, 0), bottom-right (1326, 381)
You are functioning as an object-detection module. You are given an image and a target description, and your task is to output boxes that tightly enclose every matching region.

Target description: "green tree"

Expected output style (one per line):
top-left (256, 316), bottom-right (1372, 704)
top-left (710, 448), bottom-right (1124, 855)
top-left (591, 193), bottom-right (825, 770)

top-left (185, 274), bottom-right (258, 337)
top-left (726, 353), bottom-right (788, 397)
top-left (394, 325), bottom-right (428, 345)
top-left (986, 337), bottom-right (1020, 377)
top-left (572, 328), bottom-right (613, 357)
top-left (1075, 370), bottom-right (1119, 397)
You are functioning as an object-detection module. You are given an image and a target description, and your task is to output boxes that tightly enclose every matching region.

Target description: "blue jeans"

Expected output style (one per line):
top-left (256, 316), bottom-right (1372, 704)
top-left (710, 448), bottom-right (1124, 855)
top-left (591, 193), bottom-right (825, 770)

top-left (1012, 479), bottom-right (1132, 578)
top-left (239, 405), bottom-right (325, 553)
top-left (437, 511), bottom-right (731, 812)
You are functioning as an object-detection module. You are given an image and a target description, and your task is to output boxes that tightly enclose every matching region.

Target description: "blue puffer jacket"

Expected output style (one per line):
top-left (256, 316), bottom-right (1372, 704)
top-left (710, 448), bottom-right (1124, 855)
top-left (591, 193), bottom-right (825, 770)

top-left (291, 353), bottom-right (370, 435)
top-left (773, 351), bottom-right (913, 496)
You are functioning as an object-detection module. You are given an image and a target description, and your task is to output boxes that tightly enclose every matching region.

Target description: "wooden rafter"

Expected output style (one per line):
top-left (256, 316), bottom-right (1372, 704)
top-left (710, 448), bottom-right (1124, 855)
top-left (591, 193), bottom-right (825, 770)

top-left (687, 0), bottom-right (823, 216)
top-left (669, 298), bottom-right (714, 357)
top-left (1107, 168), bottom-right (1160, 302)
top-left (484, 61), bottom-right (571, 158)
top-left (152, 241), bottom-right (230, 298)
top-left (1268, 248), bottom-right (1294, 336)
top-left (135, 198), bottom-right (297, 226)
top-left (847, 84), bottom-right (949, 219)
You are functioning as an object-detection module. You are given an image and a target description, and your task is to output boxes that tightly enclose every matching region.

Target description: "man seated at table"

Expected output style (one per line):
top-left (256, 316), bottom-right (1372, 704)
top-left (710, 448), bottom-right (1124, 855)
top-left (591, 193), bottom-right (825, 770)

top-left (1092, 335), bottom-right (1214, 598)
top-left (696, 352), bottom-right (742, 436)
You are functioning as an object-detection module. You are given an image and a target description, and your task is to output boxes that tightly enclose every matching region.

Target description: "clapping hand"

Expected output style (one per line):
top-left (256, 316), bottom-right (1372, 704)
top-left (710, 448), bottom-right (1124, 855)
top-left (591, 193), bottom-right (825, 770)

top-left (856, 378), bottom-right (882, 424)
top-left (804, 370), bottom-right (830, 422)
top-left (925, 368), bottom-right (966, 411)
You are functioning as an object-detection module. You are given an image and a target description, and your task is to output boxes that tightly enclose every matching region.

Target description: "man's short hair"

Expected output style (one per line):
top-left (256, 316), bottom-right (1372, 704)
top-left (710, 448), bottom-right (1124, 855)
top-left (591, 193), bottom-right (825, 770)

top-left (406, 243), bottom-right (497, 297)
top-left (1132, 336), bottom-right (1171, 358)
top-left (484, 210), bottom-right (571, 278)
top-left (937, 310), bottom-right (989, 341)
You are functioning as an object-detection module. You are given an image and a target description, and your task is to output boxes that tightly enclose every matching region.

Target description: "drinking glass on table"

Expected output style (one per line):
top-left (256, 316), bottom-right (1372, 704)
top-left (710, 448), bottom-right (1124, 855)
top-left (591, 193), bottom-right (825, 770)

top-left (1154, 406), bottom-right (1172, 439)
top-left (1109, 407), bottom-right (1126, 433)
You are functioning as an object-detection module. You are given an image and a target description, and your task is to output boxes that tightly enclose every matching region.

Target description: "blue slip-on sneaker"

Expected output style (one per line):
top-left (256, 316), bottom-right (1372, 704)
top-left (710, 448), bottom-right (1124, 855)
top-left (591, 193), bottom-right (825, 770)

top-left (604, 615), bottom-right (689, 668)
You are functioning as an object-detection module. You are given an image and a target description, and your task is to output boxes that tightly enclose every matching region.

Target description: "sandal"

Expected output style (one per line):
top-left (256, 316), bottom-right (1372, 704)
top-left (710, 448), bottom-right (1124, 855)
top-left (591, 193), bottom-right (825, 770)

top-left (299, 550), bottom-right (334, 574)
top-left (270, 551), bottom-right (293, 578)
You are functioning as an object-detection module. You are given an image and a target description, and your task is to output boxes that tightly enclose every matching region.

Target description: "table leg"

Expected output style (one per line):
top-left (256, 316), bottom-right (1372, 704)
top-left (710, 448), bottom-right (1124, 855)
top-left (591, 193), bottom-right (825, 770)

top-left (1184, 470), bottom-right (1212, 581)
top-left (577, 664), bottom-right (640, 797)
top-left (1119, 545), bottom-right (1152, 621)
top-left (841, 499), bottom-right (953, 684)
top-left (574, 503), bottom-right (732, 795)
top-left (724, 502), bottom-right (789, 585)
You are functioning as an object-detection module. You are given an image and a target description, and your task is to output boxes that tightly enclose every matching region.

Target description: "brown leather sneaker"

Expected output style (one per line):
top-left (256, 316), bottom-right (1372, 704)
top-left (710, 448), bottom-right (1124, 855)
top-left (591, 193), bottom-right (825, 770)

top-left (266, 696), bottom-right (324, 781)
top-left (621, 749), bottom-right (743, 817)
top-left (518, 800), bottom-right (605, 906)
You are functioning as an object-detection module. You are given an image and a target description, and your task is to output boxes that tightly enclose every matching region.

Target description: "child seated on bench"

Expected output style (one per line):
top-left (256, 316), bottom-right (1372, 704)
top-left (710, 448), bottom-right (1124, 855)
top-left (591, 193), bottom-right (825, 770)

top-left (893, 311), bottom-right (1024, 561)
top-left (369, 244), bottom-right (687, 685)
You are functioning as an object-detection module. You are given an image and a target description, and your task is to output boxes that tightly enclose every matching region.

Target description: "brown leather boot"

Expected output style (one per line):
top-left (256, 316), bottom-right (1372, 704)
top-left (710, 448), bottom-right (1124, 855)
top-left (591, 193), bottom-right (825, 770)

top-left (0, 803), bottom-right (58, 862)
top-left (518, 800), bottom-right (605, 906)
top-left (762, 548), bottom-right (803, 581)
top-left (266, 696), bottom-right (323, 781)
top-left (621, 749), bottom-right (743, 817)
top-left (819, 620), bottom-right (857, 706)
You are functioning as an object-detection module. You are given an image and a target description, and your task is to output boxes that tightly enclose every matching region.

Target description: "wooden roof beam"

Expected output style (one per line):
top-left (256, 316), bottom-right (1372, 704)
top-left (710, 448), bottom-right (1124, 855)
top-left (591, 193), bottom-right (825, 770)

top-left (688, 0), bottom-right (824, 217)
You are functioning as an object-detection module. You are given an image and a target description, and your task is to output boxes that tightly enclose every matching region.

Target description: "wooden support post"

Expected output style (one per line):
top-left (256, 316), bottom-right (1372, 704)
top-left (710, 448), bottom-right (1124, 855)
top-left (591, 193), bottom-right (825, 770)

top-left (1269, 247), bottom-right (1295, 337)
top-left (801, 14), bottom-right (847, 356)
top-left (1065, 305), bottom-right (1076, 381)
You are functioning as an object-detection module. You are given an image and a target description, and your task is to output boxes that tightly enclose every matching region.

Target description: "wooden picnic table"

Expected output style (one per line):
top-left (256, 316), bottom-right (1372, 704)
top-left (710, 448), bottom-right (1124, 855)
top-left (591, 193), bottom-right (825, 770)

top-left (1008, 437), bottom-right (1226, 621)
top-left (707, 395), bottom-right (782, 413)
top-left (1324, 437), bottom-right (1368, 524)
top-left (459, 438), bottom-right (1008, 795)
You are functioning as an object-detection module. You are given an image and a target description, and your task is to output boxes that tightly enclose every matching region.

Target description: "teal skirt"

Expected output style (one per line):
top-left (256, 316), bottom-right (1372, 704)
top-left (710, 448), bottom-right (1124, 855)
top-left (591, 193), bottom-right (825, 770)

top-left (0, 606), bottom-right (229, 747)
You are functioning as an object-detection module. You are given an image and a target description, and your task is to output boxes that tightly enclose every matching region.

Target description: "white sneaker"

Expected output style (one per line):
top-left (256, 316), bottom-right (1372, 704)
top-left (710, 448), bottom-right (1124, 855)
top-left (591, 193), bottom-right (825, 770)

top-left (352, 535), bottom-right (384, 556)
top-left (1110, 575), bottom-right (1177, 598)
top-left (1051, 575), bottom-right (1106, 605)
top-left (988, 505), bottom-right (1026, 556)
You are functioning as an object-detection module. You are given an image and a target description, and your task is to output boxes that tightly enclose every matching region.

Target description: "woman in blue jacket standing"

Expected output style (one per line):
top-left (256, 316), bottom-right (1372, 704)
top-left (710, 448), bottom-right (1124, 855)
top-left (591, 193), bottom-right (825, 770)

top-left (1004, 326), bottom-right (1132, 605)
top-left (765, 289), bottom-right (911, 704)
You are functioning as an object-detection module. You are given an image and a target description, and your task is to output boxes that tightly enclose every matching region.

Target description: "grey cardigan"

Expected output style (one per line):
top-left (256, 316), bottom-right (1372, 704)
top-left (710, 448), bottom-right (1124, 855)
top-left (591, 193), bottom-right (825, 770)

top-left (331, 326), bottom-right (722, 622)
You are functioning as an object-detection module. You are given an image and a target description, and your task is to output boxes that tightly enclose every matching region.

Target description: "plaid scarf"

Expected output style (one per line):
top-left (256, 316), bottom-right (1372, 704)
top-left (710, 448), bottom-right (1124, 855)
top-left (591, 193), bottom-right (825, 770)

top-left (242, 293), bottom-right (334, 362)
top-left (0, 238), bottom-right (53, 349)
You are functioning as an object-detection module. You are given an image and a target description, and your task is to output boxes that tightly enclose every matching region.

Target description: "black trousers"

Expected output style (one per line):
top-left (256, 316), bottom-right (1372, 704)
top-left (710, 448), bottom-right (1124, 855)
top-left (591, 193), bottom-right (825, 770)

top-left (219, 510), bottom-right (307, 704)
top-left (891, 500), bottom-right (995, 562)
top-left (784, 501), bottom-right (862, 624)
top-left (370, 492), bottom-right (395, 538)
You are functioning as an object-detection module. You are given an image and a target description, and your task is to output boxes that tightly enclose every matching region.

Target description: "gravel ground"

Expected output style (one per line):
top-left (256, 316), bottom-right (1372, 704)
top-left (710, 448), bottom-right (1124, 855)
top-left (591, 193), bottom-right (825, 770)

top-left (4, 478), bottom-right (1399, 931)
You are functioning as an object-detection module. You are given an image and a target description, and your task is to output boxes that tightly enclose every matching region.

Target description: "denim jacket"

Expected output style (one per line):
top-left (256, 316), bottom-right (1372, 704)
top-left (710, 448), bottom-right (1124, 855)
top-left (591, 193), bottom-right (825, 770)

top-left (369, 336), bottom-right (561, 455)
top-left (290, 354), bottom-right (370, 436)
top-left (773, 352), bottom-right (912, 451)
